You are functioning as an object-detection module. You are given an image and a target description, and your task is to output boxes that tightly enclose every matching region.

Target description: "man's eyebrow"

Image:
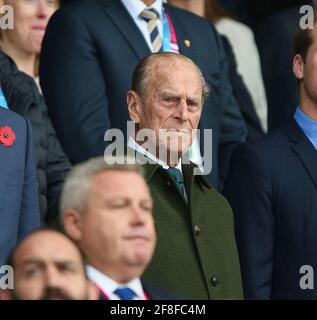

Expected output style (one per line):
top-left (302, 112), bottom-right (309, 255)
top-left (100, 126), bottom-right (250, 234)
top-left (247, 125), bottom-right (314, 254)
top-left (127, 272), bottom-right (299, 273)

top-left (160, 91), bottom-right (179, 98)
top-left (15, 259), bottom-right (45, 269)
top-left (54, 260), bottom-right (79, 268)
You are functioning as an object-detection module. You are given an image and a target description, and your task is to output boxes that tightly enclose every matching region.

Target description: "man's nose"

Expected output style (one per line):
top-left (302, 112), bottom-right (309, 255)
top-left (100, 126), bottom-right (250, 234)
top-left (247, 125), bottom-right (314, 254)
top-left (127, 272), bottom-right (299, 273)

top-left (36, 1), bottom-right (51, 18)
top-left (44, 265), bottom-right (63, 287)
top-left (130, 206), bottom-right (146, 226)
top-left (175, 100), bottom-right (189, 122)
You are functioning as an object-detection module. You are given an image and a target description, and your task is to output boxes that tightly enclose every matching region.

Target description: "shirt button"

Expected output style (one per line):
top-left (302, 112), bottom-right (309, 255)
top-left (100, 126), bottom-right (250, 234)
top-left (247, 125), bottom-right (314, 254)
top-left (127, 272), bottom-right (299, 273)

top-left (210, 276), bottom-right (218, 287)
top-left (194, 225), bottom-right (201, 236)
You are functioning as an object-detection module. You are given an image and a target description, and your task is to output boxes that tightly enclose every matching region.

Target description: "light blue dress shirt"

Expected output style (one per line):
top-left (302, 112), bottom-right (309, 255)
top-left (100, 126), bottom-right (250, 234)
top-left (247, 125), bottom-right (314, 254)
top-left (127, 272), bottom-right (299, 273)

top-left (0, 87), bottom-right (9, 109)
top-left (294, 106), bottom-right (317, 150)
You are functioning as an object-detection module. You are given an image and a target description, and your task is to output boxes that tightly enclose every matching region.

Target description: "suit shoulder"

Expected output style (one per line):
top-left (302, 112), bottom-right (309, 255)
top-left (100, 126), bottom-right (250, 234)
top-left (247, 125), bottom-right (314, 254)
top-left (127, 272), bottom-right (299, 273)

top-left (0, 108), bottom-right (27, 127)
top-left (53, 0), bottom-right (101, 20)
top-left (236, 127), bottom-right (287, 156)
top-left (229, 127), bottom-right (289, 177)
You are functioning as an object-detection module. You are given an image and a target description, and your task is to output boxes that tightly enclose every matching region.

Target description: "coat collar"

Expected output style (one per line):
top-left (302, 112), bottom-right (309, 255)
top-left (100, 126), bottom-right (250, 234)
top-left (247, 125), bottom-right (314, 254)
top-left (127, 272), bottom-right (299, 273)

top-left (286, 117), bottom-right (317, 190)
top-left (142, 157), bottom-right (212, 191)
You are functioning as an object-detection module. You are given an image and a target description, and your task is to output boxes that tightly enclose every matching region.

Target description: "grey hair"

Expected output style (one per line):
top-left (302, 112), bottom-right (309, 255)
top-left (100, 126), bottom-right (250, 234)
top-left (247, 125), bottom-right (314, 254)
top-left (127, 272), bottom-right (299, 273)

top-left (59, 156), bottom-right (144, 221)
top-left (131, 52), bottom-right (211, 103)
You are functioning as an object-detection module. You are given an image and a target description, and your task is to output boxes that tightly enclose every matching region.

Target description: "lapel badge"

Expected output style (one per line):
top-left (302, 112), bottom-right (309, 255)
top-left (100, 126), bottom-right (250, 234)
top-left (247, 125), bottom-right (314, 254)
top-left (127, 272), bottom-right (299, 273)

top-left (184, 39), bottom-right (191, 48)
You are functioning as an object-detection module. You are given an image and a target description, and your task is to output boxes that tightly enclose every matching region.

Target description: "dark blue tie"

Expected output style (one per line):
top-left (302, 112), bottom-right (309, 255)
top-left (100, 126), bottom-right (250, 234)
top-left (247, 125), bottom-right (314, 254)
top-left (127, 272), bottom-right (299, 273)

top-left (114, 287), bottom-right (136, 300)
top-left (167, 167), bottom-right (184, 195)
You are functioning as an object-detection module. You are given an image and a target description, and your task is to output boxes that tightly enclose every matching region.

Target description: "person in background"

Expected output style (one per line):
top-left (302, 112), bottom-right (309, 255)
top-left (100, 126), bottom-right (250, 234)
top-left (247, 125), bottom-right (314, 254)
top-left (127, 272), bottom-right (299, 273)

top-left (61, 157), bottom-right (182, 300)
top-left (169, 0), bottom-right (268, 136)
top-left (40, 0), bottom-right (247, 191)
top-left (0, 0), bottom-right (71, 223)
top-left (0, 229), bottom-right (98, 300)
top-left (223, 17), bottom-right (317, 299)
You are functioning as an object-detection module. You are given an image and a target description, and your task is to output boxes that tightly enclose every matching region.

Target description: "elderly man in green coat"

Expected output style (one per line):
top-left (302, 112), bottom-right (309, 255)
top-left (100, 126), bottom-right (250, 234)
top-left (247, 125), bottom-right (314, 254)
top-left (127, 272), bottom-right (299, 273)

top-left (124, 52), bottom-right (243, 299)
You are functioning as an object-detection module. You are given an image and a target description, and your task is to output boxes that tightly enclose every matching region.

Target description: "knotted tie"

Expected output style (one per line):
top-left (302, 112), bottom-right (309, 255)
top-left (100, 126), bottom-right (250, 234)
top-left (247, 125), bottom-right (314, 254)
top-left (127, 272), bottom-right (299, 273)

top-left (114, 287), bottom-right (136, 300)
top-left (140, 8), bottom-right (162, 53)
top-left (167, 167), bottom-right (185, 196)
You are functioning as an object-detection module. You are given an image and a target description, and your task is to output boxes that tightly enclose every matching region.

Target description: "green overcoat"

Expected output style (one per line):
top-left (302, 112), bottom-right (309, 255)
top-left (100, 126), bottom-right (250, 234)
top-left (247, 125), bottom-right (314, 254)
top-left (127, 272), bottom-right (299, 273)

top-left (142, 162), bottom-right (243, 300)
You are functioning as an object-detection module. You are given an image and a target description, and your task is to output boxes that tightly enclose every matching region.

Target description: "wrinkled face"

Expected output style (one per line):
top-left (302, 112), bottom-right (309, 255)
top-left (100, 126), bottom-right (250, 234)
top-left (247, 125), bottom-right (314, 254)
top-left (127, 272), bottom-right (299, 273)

top-left (79, 171), bottom-right (156, 283)
top-left (12, 231), bottom-right (89, 300)
top-left (129, 58), bottom-right (203, 162)
top-left (2, 0), bottom-right (58, 54)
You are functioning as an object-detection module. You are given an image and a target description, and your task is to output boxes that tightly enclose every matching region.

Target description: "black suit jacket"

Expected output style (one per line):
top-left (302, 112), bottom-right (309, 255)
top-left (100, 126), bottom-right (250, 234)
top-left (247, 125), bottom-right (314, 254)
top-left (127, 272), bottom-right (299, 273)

top-left (40, 0), bottom-right (247, 190)
top-left (224, 118), bottom-right (317, 299)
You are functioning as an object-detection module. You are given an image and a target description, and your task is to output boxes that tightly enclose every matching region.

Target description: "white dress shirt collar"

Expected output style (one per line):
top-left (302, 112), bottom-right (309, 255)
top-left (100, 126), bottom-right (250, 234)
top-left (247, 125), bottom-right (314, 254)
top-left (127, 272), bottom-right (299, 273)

top-left (86, 265), bottom-right (146, 300)
top-left (128, 136), bottom-right (182, 171)
top-left (121, 0), bottom-right (164, 22)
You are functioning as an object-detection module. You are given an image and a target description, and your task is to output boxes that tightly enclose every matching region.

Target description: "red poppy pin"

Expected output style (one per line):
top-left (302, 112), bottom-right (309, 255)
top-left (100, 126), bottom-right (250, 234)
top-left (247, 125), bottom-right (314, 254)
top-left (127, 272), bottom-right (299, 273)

top-left (0, 126), bottom-right (16, 147)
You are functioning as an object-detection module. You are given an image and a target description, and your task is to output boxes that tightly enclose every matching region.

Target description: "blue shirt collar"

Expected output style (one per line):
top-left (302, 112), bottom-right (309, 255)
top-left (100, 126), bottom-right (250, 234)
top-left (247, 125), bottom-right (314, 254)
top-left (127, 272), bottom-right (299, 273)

top-left (294, 106), bottom-right (317, 150)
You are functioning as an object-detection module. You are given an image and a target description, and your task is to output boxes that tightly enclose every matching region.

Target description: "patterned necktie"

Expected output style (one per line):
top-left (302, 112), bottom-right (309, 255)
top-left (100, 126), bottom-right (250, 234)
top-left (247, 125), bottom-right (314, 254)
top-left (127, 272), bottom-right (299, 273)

top-left (140, 8), bottom-right (162, 53)
top-left (167, 167), bottom-right (185, 196)
top-left (114, 287), bottom-right (136, 300)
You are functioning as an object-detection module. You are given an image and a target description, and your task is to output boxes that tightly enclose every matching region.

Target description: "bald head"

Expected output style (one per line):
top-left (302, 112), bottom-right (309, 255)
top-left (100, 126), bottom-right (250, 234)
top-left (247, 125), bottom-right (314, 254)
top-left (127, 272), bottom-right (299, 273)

top-left (6, 229), bottom-right (93, 300)
top-left (131, 52), bottom-right (210, 103)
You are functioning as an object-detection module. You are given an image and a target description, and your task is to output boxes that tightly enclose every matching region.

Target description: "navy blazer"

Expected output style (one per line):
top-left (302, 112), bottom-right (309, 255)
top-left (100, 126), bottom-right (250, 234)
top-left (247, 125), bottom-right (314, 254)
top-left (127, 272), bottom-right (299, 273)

top-left (40, 0), bottom-right (247, 190)
top-left (224, 118), bottom-right (317, 299)
top-left (0, 108), bottom-right (41, 265)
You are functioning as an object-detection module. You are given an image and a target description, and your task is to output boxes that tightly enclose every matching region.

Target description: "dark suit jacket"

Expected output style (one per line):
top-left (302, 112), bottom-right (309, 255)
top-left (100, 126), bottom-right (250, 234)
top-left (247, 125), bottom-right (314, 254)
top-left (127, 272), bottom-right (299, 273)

top-left (0, 108), bottom-right (41, 265)
top-left (224, 118), bottom-right (317, 299)
top-left (40, 0), bottom-right (247, 190)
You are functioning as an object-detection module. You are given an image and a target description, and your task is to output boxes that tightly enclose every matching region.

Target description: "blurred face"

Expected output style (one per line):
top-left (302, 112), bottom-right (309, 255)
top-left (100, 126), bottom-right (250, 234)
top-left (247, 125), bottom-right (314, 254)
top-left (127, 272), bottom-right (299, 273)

top-left (302, 28), bottom-right (317, 106)
top-left (1, 0), bottom-right (58, 54)
top-left (75, 171), bottom-right (156, 284)
top-left (128, 58), bottom-right (203, 162)
top-left (12, 231), bottom-right (89, 300)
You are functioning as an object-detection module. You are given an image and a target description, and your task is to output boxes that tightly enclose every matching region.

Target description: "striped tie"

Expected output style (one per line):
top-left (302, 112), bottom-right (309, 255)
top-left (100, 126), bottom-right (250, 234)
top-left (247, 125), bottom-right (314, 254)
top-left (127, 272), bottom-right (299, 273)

top-left (140, 8), bottom-right (162, 53)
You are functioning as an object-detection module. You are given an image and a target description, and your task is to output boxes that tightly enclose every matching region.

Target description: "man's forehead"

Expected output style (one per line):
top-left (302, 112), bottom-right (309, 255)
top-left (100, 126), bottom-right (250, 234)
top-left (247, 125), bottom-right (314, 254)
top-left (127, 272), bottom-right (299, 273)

top-left (14, 234), bottom-right (81, 263)
top-left (14, 256), bottom-right (82, 270)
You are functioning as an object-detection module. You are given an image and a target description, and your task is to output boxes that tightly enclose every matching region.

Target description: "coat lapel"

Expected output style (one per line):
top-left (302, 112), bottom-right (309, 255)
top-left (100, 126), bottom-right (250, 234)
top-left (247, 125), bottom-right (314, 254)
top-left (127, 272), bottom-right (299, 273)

top-left (287, 118), bottom-right (317, 191)
top-left (99, 0), bottom-right (151, 60)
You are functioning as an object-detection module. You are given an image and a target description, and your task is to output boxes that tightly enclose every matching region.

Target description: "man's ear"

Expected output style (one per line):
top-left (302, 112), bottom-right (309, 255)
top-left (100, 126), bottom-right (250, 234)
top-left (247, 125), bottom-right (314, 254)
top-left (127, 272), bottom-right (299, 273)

top-left (127, 90), bottom-right (142, 124)
top-left (63, 209), bottom-right (83, 242)
top-left (293, 54), bottom-right (305, 80)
